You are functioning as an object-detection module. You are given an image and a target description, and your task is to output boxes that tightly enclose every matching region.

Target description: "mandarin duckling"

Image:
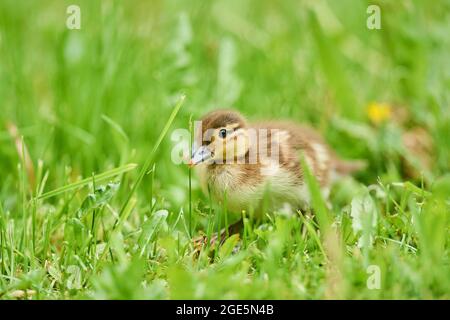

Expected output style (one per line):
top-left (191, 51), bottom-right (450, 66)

top-left (189, 109), bottom-right (365, 243)
top-left (190, 109), bottom-right (365, 211)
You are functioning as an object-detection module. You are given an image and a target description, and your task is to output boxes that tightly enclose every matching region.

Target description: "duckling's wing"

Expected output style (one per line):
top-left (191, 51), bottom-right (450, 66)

top-left (250, 120), bottom-right (365, 180)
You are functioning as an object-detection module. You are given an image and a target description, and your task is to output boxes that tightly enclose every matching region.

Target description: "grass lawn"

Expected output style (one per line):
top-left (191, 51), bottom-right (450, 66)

top-left (0, 0), bottom-right (449, 299)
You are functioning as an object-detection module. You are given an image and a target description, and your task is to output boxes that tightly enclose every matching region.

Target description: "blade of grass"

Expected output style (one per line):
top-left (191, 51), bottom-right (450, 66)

top-left (223, 191), bottom-right (229, 238)
top-left (188, 114), bottom-right (193, 238)
top-left (214, 194), bottom-right (222, 259)
top-left (297, 212), bottom-right (327, 258)
top-left (391, 181), bottom-right (432, 197)
top-left (206, 184), bottom-right (214, 251)
top-left (19, 138), bottom-right (27, 256)
top-left (0, 203), bottom-right (6, 276)
top-left (149, 163), bottom-right (156, 213)
top-left (35, 163), bottom-right (138, 200)
top-left (299, 152), bottom-right (331, 233)
top-left (101, 114), bottom-right (129, 143)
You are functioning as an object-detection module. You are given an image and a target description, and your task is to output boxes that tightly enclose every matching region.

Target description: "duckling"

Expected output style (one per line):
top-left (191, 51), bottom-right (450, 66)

top-left (190, 109), bottom-right (364, 209)
top-left (189, 109), bottom-right (365, 243)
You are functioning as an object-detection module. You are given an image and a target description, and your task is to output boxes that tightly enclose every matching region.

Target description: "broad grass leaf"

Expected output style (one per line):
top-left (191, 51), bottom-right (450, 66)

top-left (218, 234), bottom-right (240, 260)
top-left (79, 182), bottom-right (120, 213)
top-left (66, 265), bottom-right (82, 290)
top-left (350, 190), bottom-right (377, 248)
top-left (138, 209), bottom-right (169, 256)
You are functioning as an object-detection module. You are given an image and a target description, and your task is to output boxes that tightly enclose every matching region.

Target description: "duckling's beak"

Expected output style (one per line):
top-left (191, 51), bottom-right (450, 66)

top-left (189, 145), bottom-right (212, 167)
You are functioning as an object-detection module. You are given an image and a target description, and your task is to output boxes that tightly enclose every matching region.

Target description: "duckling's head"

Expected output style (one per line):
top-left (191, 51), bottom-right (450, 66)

top-left (189, 109), bottom-right (249, 166)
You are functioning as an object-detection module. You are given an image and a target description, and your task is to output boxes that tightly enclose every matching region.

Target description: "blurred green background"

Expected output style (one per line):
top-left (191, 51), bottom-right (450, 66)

top-left (0, 0), bottom-right (449, 299)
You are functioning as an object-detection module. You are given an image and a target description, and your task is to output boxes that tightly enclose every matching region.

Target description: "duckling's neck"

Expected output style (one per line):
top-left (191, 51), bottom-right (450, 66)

top-left (206, 163), bottom-right (243, 190)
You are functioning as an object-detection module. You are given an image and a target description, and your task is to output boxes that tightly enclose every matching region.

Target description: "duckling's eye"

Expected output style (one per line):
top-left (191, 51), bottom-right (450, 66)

top-left (218, 129), bottom-right (227, 139)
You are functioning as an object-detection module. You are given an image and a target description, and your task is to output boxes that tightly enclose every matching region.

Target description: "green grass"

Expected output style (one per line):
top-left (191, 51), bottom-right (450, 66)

top-left (0, 0), bottom-right (449, 299)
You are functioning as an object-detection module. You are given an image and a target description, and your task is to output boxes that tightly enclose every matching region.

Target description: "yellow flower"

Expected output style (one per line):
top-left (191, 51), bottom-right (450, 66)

top-left (367, 102), bottom-right (392, 125)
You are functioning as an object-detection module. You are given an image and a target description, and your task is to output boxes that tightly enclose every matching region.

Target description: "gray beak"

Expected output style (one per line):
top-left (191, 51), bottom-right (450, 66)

top-left (189, 145), bottom-right (212, 167)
